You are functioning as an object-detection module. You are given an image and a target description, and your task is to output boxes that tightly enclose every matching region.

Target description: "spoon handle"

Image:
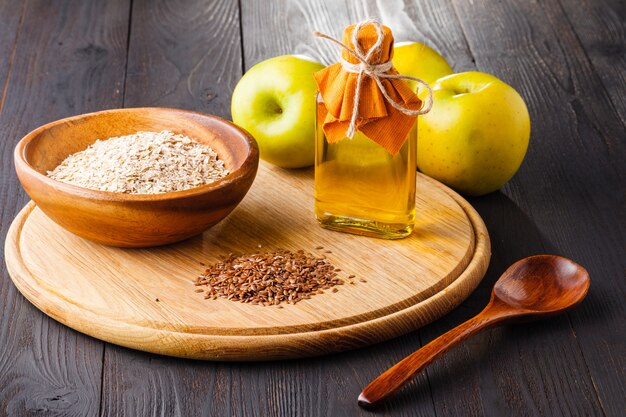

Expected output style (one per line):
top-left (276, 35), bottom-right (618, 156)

top-left (358, 309), bottom-right (506, 408)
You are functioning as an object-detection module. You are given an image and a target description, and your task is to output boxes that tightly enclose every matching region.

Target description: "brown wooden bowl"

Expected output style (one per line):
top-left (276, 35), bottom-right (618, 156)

top-left (14, 107), bottom-right (259, 247)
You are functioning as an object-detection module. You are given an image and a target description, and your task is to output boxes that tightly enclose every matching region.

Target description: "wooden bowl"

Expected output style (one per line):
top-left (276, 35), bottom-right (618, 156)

top-left (14, 107), bottom-right (259, 247)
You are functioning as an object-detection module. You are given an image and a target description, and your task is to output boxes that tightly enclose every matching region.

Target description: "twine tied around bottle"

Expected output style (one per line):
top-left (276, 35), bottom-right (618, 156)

top-left (314, 19), bottom-right (433, 140)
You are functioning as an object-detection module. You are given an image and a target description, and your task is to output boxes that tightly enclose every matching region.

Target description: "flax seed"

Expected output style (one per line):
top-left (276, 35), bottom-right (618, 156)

top-left (194, 250), bottom-right (343, 306)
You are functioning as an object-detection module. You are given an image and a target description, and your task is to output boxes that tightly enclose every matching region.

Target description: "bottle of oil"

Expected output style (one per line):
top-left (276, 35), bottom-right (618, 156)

top-left (314, 95), bottom-right (417, 239)
top-left (313, 20), bottom-right (425, 239)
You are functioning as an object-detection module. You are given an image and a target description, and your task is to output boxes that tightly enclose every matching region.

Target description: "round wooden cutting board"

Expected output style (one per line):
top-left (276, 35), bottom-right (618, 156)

top-left (5, 162), bottom-right (490, 360)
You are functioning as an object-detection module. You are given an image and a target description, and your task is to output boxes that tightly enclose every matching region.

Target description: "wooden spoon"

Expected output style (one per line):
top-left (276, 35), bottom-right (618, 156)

top-left (358, 255), bottom-right (590, 409)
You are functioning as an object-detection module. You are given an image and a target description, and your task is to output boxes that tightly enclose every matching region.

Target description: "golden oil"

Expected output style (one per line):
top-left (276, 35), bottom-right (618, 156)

top-left (314, 103), bottom-right (417, 239)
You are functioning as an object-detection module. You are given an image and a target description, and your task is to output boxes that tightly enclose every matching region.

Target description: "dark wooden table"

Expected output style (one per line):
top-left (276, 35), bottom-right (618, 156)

top-left (1, 1), bottom-right (624, 416)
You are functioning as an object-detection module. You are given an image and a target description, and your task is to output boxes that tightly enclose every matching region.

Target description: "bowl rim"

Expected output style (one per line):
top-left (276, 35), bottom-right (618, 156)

top-left (14, 107), bottom-right (259, 202)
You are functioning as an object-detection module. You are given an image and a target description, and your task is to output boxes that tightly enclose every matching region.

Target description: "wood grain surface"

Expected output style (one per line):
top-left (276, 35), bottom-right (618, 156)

top-left (0, 0), bottom-right (624, 416)
top-left (451, 1), bottom-right (626, 415)
top-left (0, 1), bottom-right (130, 415)
top-left (559, 0), bottom-right (626, 124)
top-left (6, 162), bottom-right (489, 359)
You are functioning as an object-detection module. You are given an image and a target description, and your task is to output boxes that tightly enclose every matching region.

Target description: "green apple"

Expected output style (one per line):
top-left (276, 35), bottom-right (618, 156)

top-left (231, 55), bottom-right (324, 168)
top-left (417, 71), bottom-right (530, 196)
top-left (393, 41), bottom-right (454, 92)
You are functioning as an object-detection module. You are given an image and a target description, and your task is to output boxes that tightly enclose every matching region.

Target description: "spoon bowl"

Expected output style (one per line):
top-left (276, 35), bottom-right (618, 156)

top-left (493, 255), bottom-right (590, 314)
top-left (358, 255), bottom-right (590, 409)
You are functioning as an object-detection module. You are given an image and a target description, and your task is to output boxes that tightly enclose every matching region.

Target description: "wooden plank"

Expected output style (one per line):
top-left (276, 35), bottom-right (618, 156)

top-left (122, 0), bottom-right (242, 119)
top-left (0, 0), bottom-right (130, 415)
top-left (99, 0), bottom-right (246, 415)
top-left (241, 0), bottom-right (475, 71)
top-left (450, 0), bottom-right (625, 415)
top-left (559, 0), bottom-right (626, 124)
top-left (0, 0), bottom-right (25, 115)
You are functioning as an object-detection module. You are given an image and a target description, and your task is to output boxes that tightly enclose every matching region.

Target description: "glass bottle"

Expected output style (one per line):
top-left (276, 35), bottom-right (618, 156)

top-left (314, 94), bottom-right (417, 239)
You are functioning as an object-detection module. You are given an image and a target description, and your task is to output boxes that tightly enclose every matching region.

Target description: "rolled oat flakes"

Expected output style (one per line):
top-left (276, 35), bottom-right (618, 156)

top-left (48, 130), bottom-right (229, 194)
